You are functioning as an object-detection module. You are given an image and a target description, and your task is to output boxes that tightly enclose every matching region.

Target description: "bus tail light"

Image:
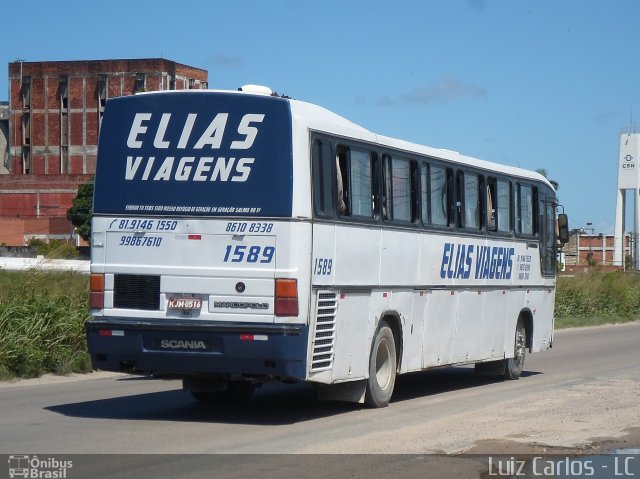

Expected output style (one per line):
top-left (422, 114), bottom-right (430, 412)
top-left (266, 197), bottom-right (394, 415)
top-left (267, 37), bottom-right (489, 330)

top-left (275, 279), bottom-right (298, 317)
top-left (90, 273), bottom-right (105, 309)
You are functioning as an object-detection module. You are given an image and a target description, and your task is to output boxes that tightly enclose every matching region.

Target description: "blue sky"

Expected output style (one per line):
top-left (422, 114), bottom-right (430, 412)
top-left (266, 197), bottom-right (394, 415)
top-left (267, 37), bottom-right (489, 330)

top-left (3, 0), bottom-right (640, 233)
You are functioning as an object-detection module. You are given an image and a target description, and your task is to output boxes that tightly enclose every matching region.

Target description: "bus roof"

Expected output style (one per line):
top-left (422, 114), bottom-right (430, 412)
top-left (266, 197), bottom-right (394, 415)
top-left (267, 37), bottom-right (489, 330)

top-left (287, 97), bottom-right (553, 190)
top-left (133, 88), bottom-right (553, 190)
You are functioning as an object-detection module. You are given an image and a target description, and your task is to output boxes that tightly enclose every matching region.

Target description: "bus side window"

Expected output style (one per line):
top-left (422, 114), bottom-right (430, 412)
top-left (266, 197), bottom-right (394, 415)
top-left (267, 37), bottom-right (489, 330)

top-left (516, 183), bottom-right (537, 236)
top-left (336, 147), bottom-right (349, 215)
top-left (312, 139), bottom-right (335, 217)
top-left (410, 161), bottom-right (419, 223)
top-left (430, 165), bottom-right (449, 226)
top-left (456, 171), bottom-right (464, 228)
top-left (496, 179), bottom-right (511, 232)
top-left (487, 179), bottom-right (497, 231)
top-left (383, 155), bottom-right (414, 222)
top-left (464, 172), bottom-right (481, 230)
top-left (382, 156), bottom-right (391, 220)
top-left (348, 149), bottom-right (374, 218)
top-left (371, 153), bottom-right (380, 218)
top-left (420, 163), bottom-right (430, 225)
top-left (541, 200), bottom-right (557, 275)
top-left (335, 145), bottom-right (376, 219)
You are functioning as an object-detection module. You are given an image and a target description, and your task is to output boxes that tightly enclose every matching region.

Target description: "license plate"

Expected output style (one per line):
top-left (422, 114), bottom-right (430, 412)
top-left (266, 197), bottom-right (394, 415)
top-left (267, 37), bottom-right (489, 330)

top-left (168, 297), bottom-right (202, 310)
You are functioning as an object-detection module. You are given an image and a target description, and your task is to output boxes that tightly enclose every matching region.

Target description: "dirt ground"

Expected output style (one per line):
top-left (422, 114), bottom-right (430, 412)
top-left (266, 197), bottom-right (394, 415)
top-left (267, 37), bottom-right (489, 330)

top-left (467, 426), bottom-right (640, 455)
top-left (298, 376), bottom-right (640, 455)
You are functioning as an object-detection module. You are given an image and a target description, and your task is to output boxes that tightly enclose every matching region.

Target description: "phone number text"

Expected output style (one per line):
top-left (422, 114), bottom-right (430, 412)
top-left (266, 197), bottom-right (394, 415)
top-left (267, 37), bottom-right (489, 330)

top-left (119, 235), bottom-right (163, 247)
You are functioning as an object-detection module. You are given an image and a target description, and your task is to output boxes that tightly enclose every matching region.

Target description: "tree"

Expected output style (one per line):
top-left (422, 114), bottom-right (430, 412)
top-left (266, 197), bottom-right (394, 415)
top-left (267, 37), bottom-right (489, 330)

top-left (67, 179), bottom-right (94, 243)
top-left (535, 168), bottom-right (559, 191)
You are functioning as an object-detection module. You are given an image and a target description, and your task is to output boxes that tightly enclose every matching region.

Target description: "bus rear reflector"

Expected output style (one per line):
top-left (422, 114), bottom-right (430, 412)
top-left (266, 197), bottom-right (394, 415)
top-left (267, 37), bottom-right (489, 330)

top-left (99, 329), bottom-right (124, 337)
top-left (275, 278), bottom-right (298, 317)
top-left (90, 274), bottom-right (105, 309)
top-left (240, 334), bottom-right (269, 341)
top-left (90, 273), bottom-right (105, 292)
top-left (91, 292), bottom-right (104, 309)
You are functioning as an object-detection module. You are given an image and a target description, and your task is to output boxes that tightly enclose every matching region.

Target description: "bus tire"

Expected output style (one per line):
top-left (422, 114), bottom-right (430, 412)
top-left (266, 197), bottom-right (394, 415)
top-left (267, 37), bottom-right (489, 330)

top-left (504, 318), bottom-right (526, 380)
top-left (365, 321), bottom-right (397, 408)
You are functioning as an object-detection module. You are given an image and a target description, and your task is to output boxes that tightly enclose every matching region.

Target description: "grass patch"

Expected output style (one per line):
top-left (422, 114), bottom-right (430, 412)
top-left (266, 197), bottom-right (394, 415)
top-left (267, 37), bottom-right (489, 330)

top-left (555, 315), bottom-right (639, 329)
top-left (555, 272), bottom-right (640, 328)
top-left (0, 270), bottom-right (92, 379)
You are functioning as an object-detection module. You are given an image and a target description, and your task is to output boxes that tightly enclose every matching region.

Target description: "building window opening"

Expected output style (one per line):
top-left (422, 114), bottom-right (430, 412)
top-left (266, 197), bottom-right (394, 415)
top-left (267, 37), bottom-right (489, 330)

top-left (59, 77), bottom-right (69, 111)
top-left (22, 114), bottom-right (30, 145)
top-left (21, 77), bottom-right (31, 110)
top-left (22, 149), bottom-right (31, 175)
top-left (134, 74), bottom-right (145, 93)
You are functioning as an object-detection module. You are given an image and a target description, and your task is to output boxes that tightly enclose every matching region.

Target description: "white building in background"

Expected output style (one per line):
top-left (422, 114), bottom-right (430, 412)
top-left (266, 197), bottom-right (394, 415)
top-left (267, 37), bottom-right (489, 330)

top-left (614, 132), bottom-right (640, 268)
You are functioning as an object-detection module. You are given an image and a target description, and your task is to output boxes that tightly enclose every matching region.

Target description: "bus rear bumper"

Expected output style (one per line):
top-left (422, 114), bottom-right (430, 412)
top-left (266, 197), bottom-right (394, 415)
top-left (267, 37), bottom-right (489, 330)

top-left (86, 318), bottom-right (308, 381)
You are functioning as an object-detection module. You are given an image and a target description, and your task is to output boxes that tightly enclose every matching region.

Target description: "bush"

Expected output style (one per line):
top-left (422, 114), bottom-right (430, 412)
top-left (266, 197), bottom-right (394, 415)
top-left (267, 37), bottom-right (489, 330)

top-left (0, 271), bottom-right (91, 379)
top-left (67, 179), bottom-right (93, 243)
top-left (27, 239), bottom-right (79, 259)
top-left (555, 272), bottom-right (640, 327)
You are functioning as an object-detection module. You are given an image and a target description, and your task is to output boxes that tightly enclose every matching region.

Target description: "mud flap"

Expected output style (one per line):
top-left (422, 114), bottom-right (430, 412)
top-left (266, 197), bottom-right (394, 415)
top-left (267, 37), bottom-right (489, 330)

top-left (474, 359), bottom-right (507, 377)
top-left (317, 379), bottom-right (366, 403)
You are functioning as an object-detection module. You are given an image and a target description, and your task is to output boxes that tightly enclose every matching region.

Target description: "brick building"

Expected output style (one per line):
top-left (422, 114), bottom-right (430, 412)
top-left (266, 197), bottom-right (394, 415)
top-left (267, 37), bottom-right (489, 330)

top-left (0, 58), bottom-right (208, 246)
top-left (563, 232), bottom-right (631, 271)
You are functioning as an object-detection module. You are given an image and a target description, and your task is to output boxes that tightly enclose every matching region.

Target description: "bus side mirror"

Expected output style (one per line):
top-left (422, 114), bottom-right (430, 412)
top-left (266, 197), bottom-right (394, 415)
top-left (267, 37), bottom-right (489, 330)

top-left (557, 213), bottom-right (569, 247)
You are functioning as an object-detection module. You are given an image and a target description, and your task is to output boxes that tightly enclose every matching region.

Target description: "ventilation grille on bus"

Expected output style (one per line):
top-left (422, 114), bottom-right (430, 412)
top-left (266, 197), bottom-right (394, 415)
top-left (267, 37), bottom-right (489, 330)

top-left (113, 274), bottom-right (160, 310)
top-left (311, 291), bottom-right (338, 372)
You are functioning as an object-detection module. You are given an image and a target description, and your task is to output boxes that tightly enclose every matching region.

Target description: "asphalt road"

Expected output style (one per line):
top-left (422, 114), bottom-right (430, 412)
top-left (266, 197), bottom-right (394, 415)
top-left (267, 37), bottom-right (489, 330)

top-left (1, 322), bottom-right (639, 478)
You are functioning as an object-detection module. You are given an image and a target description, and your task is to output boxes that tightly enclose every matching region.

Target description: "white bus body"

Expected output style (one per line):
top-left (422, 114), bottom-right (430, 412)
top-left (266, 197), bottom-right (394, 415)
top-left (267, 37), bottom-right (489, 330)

top-left (87, 87), bottom-right (562, 407)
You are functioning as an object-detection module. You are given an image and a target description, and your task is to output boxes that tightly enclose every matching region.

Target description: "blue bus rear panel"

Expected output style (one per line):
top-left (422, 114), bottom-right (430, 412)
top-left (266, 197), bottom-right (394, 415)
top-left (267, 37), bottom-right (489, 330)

top-left (86, 319), bottom-right (308, 381)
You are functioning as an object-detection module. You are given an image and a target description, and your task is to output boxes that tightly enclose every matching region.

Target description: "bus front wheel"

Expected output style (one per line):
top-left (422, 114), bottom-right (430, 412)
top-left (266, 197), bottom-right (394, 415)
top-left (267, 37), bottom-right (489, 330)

top-left (504, 318), bottom-right (526, 380)
top-left (365, 321), bottom-right (397, 408)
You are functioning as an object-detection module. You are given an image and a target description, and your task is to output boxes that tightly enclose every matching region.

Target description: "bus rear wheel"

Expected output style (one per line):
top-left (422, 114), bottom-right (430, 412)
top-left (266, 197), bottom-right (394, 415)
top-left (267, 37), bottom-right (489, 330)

top-left (504, 318), bottom-right (526, 380)
top-left (365, 321), bottom-right (397, 408)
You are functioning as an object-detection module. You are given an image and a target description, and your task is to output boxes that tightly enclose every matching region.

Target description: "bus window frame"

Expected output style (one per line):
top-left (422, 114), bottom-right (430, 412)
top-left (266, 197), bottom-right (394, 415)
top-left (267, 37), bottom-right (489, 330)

top-left (540, 196), bottom-right (558, 277)
top-left (345, 147), bottom-right (378, 219)
top-left (311, 134), bottom-right (382, 226)
top-left (454, 168), bottom-right (486, 233)
top-left (311, 137), bottom-right (337, 219)
top-left (381, 153), bottom-right (419, 226)
top-left (486, 176), bottom-right (514, 238)
top-left (421, 160), bottom-right (454, 231)
top-left (310, 133), bottom-right (551, 246)
top-left (419, 161), bottom-right (430, 226)
top-left (463, 170), bottom-right (483, 232)
top-left (515, 181), bottom-right (539, 239)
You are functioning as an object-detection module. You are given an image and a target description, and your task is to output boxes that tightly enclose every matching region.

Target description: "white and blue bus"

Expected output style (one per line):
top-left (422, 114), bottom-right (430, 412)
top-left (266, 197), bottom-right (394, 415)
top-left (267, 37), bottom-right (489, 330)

top-left (86, 85), bottom-right (568, 407)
